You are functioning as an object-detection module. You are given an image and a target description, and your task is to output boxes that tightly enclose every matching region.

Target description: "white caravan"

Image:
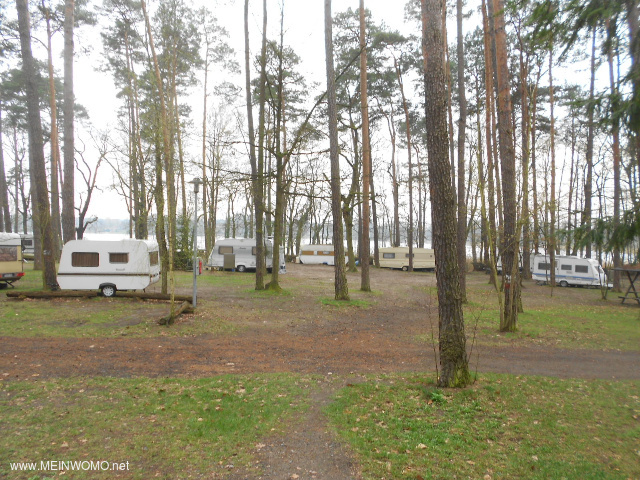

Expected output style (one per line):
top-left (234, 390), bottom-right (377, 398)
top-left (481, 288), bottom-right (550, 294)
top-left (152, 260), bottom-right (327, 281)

top-left (0, 233), bottom-right (25, 288)
top-left (531, 253), bottom-right (611, 288)
top-left (379, 247), bottom-right (436, 271)
top-left (297, 244), bottom-right (345, 265)
top-left (57, 239), bottom-right (161, 297)
top-left (20, 234), bottom-right (34, 260)
top-left (206, 238), bottom-right (286, 273)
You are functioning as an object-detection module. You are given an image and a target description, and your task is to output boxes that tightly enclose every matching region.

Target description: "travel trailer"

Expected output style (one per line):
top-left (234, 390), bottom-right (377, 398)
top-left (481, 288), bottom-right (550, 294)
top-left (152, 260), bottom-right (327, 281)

top-left (297, 244), bottom-right (346, 265)
top-left (531, 253), bottom-right (611, 288)
top-left (379, 247), bottom-right (436, 271)
top-left (20, 234), bottom-right (34, 260)
top-left (0, 233), bottom-right (25, 288)
top-left (57, 239), bottom-right (161, 297)
top-left (206, 238), bottom-right (286, 273)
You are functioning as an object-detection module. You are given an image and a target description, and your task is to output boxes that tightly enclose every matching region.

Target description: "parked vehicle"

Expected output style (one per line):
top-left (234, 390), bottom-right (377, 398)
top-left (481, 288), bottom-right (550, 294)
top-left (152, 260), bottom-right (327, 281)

top-left (206, 238), bottom-right (286, 273)
top-left (57, 239), bottom-right (161, 297)
top-left (531, 253), bottom-right (611, 288)
top-left (297, 244), bottom-right (345, 265)
top-left (379, 247), bottom-right (436, 271)
top-left (0, 233), bottom-right (25, 288)
top-left (20, 234), bottom-right (34, 261)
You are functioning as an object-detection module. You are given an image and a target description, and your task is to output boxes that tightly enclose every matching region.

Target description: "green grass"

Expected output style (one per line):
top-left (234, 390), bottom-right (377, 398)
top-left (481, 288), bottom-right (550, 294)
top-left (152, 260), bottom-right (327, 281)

top-left (0, 297), bottom-right (170, 337)
top-left (0, 374), bottom-right (314, 479)
top-left (326, 373), bottom-right (640, 480)
top-left (320, 297), bottom-right (372, 308)
top-left (459, 292), bottom-right (640, 351)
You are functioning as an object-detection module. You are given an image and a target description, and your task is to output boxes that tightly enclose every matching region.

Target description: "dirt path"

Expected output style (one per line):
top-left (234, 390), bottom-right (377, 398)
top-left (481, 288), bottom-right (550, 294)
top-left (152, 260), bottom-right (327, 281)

top-left (2, 329), bottom-right (639, 381)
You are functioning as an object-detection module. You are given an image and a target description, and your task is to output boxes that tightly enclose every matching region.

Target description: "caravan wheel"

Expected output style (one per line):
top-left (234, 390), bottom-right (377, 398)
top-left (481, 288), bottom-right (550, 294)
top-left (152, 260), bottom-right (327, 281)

top-left (237, 265), bottom-right (246, 273)
top-left (101, 285), bottom-right (116, 297)
top-left (559, 280), bottom-right (569, 288)
top-left (402, 266), bottom-right (408, 272)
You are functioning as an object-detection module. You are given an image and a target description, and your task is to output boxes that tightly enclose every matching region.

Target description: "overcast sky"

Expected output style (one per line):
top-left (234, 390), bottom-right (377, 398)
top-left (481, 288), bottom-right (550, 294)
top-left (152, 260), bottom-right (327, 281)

top-left (69, 0), bottom-right (412, 221)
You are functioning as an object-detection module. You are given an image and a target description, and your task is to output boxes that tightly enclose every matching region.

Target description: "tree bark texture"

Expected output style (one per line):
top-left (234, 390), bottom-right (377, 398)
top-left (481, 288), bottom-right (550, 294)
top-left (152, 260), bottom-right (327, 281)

top-left (491, 0), bottom-right (519, 332)
top-left (359, 0), bottom-right (371, 291)
top-left (456, 0), bottom-right (467, 299)
top-left (15, 0), bottom-right (58, 289)
top-left (62, 0), bottom-right (76, 244)
top-left (421, 0), bottom-right (469, 388)
top-left (325, 0), bottom-right (349, 301)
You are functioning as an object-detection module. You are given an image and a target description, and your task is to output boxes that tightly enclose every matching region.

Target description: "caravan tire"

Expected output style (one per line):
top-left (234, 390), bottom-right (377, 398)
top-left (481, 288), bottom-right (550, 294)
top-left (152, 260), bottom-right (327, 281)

top-left (237, 265), bottom-right (246, 273)
top-left (402, 266), bottom-right (408, 272)
top-left (101, 285), bottom-right (116, 297)
top-left (559, 280), bottom-right (569, 288)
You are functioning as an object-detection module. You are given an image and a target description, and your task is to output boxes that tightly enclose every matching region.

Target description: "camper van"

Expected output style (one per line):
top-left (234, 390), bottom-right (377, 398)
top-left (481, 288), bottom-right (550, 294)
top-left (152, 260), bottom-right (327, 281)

top-left (0, 233), bottom-right (25, 288)
top-left (297, 244), bottom-right (346, 265)
top-left (206, 238), bottom-right (286, 273)
top-left (57, 239), bottom-right (161, 297)
top-left (379, 247), bottom-right (436, 271)
top-left (531, 253), bottom-right (611, 288)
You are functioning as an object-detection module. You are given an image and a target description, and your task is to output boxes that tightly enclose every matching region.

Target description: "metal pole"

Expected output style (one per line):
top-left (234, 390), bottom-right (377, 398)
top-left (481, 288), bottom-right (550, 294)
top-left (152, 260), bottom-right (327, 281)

top-left (192, 184), bottom-right (199, 308)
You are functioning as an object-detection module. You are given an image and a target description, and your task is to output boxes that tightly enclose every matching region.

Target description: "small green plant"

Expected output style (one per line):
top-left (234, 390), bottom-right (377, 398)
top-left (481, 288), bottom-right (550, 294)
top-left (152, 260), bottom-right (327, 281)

top-left (426, 388), bottom-right (446, 404)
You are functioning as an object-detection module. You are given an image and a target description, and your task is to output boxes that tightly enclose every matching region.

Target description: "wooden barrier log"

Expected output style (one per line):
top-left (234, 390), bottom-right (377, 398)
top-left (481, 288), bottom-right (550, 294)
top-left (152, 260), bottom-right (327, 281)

top-left (157, 301), bottom-right (194, 325)
top-left (6, 290), bottom-right (194, 302)
top-left (6, 291), bottom-right (98, 299)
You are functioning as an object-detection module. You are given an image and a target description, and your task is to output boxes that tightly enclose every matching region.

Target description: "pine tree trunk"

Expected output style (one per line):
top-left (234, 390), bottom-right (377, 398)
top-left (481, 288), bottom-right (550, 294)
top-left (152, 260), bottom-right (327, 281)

top-left (244, 0), bottom-right (265, 290)
top-left (607, 19), bottom-right (622, 290)
top-left (549, 48), bottom-right (557, 286)
top-left (61, 0), bottom-right (76, 244)
top-left (0, 104), bottom-right (11, 232)
top-left (359, 0), bottom-right (371, 291)
top-left (44, 8), bottom-right (62, 256)
top-left (491, 0), bottom-right (519, 332)
top-left (325, 0), bottom-right (349, 301)
top-left (584, 28), bottom-right (596, 259)
top-left (456, 0), bottom-right (467, 299)
top-left (421, 0), bottom-right (469, 388)
top-left (15, 0), bottom-right (58, 289)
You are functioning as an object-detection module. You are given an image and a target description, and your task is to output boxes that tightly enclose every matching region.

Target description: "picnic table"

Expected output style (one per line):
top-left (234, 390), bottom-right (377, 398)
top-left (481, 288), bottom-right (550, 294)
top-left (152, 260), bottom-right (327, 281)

top-left (615, 267), bottom-right (640, 305)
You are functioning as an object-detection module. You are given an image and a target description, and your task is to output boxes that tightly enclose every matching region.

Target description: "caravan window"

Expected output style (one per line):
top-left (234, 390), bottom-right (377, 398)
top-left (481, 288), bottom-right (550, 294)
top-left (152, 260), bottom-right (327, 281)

top-left (560, 264), bottom-right (572, 271)
top-left (72, 252), bottom-right (99, 267)
top-left (383, 253), bottom-right (395, 259)
top-left (0, 246), bottom-right (17, 262)
top-left (405, 253), bottom-right (414, 258)
top-left (575, 265), bottom-right (589, 273)
top-left (149, 251), bottom-right (159, 266)
top-left (538, 262), bottom-right (552, 270)
top-left (219, 246), bottom-right (233, 254)
top-left (300, 250), bottom-right (314, 256)
top-left (109, 253), bottom-right (129, 264)
top-left (22, 239), bottom-right (33, 247)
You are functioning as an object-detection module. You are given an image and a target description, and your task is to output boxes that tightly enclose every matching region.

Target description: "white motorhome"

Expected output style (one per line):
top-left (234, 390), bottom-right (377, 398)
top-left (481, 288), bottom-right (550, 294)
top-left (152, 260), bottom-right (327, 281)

top-left (57, 239), bottom-right (161, 297)
top-left (379, 247), bottom-right (436, 271)
top-left (206, 238), bottom-right (286, 273)
top-left (0, 233), bottom-right (25, 288)
top-left (297, 244), bottom-right (345, 265)
top-left (531, 253), bottom-right (611, 288)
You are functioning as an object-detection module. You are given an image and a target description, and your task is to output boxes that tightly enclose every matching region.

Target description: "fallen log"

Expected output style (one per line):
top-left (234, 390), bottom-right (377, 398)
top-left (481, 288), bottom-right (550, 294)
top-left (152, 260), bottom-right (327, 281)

top-left (6, 291), bottom-right (98, 299)
top-left (6, 290), bottom-right (194, 302)
top-left (157, 301), bottom-right (194, 326)
top-left (114, 291), bottom-right (193, 302)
